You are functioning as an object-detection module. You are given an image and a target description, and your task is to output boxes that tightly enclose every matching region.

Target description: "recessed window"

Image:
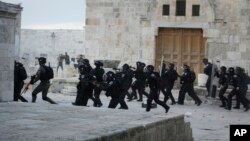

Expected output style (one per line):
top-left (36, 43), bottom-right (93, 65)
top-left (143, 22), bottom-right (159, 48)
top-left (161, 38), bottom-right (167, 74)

top-left (192, 5), bottom-right (200, 16)
top-left (176, 0), bottom-right (186, 16)
top-left (162, 5), bottom-right (170, 16)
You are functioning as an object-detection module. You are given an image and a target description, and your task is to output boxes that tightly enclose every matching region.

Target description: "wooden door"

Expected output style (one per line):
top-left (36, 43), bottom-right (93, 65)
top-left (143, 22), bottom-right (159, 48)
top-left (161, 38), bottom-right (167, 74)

top-left (155, 28), bottom-right (205, 75)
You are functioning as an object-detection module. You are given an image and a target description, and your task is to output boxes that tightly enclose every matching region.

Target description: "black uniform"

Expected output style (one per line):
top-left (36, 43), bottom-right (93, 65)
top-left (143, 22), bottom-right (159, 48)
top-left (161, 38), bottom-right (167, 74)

top-left (31, 57), bottom-right (56, 104)
top-left (92, 61), bottom-right (105, 107)
top-left (130, 62), bottom-right (148, 101)
top-left (73, 64), bottom-right (96, 106)
top-left (145, 65), bottom-right (169, 113)
top-left (161, 64), bottom-right (178, 104)
top-left (203, 59), bottom-right (213, 97)
top-left (226, 68), bottom-right (240, 110)
top-left (121, 64), bottom-right (134, 101)
top-left (215, 66), bottom-right (228, 107)
top-left (235, 67), bottom-right (249, 112)
top-left (14, 61), bottom-right (28, 102)
top-left (178, 65), bottom-right (202, 106)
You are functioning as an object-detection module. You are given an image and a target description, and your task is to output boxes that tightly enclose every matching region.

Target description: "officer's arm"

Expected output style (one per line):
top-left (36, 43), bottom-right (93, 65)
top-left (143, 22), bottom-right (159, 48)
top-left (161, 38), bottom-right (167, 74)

top-left (31, 67), bottom-right (42, 84)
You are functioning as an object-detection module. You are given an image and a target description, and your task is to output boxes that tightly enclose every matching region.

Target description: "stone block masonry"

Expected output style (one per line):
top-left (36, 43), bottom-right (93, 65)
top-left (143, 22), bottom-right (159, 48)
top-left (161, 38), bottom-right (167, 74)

top-left (0, 1), bottom-right (22, 102)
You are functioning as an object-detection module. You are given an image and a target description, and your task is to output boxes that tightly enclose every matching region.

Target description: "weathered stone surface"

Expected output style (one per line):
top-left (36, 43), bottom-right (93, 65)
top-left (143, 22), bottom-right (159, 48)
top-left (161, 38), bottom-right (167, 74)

top-left (0, 1), bottom-right (22, 102)
top-left (85, 0), bottom-right (250, 72)
top-left (0, 102), bottom-right (192, 141)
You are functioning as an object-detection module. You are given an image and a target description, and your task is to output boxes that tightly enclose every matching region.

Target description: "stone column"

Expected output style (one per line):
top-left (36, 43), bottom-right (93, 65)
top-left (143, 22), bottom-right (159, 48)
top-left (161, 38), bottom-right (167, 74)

top-left (0, 2), bottom-right (22, 102)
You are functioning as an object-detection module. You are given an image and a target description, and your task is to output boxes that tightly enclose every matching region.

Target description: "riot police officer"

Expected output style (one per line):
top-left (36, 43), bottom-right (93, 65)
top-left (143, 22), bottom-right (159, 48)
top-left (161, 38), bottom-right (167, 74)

top-left (121, 64), bottom-right (134, 101)
top-left (14, 60), bottom-right (28, 102)
top-left (226, 67), bottom-right (239, 110)
top-left (92, 61), bottom-right (105, 107)
top-left (145, 65), bottom-right (170, 113)
top-left (178, 65), bottom-right (202, 106)
top-left (235, 67), bottom-right (249, 112)
top-left (161, 63), bottom-right (178, 105)
top-left (203, 58), bottom-right (213, 97)
top-left (129, 62), bottom-right (148, 101)
top-left (30, 57), bottom-right (57, 104)
top-left (72, 63), bottom-right (96, 106)
top-left (215, 66), bottom-right (229, 107)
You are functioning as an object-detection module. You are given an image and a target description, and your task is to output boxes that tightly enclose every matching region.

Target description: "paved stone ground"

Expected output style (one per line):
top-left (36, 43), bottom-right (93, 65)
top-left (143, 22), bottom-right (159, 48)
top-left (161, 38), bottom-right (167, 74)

top-left (1, 89), bottom-right (250, 141)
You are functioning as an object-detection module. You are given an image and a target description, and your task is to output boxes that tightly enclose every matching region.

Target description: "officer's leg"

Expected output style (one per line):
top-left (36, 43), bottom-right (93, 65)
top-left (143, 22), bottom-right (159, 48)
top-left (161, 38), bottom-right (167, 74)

top-left (178, 86), bottom-right (186, 105)
top-left (41, 83), bottom-right (57, 104)
top-left (166, 84), bottom-right (176, 104)
top-left (187, 85), bottom-right (202, 106)
top-left (226, 89), bottom-right (236, 110)
top-left (206, 77), bottom-right (211, 96)
top-left (93, 87), bottom-right (102, 107)
top-left (119, 91), bottom-right (128, 109)
top-left (73, 89), bottom-right (81, 105)
top-left (153, 92), bottom-right (170, 113)
top-left (13, 82), bottom-right (19, 101)
top-left (238, 88), bottom-right (249, 111)
top-left (108, 98), bottom-right (119, 108)
top-left (219, 86), bottom-right (227, 107)
top-left (32, 83), bottom-right (44, 103)
top-left (137, 86), bottom-right (143, 101)
top-left (146, 91), bottom-right (154, 112)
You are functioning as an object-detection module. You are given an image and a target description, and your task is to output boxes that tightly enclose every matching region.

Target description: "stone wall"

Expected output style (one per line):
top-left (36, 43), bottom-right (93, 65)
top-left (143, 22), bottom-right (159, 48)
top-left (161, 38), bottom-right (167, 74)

top-left (0, 1), bottom-right (22, 101)
top-left (20, 29), bottom-right (85, 75)
top-left (85, 0), bottom-right (250, 73)
top-left (89, 115), bottom-right (193, 141)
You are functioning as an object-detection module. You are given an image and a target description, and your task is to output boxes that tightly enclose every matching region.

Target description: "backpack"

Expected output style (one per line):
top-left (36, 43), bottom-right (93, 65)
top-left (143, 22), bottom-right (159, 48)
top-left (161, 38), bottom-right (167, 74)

top-left (190, 71), bottom-right (196, 83)
top-left (40, 66), bottom-right (54, 80)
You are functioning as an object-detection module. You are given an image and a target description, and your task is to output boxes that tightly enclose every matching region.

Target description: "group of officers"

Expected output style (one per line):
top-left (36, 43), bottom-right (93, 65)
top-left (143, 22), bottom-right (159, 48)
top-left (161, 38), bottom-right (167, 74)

top-left (14, 57), bottom-right (249, 113)
top-left (203, 59), bottom-right (249, 112)
top-left (71, 58), bottom-right (203, 113)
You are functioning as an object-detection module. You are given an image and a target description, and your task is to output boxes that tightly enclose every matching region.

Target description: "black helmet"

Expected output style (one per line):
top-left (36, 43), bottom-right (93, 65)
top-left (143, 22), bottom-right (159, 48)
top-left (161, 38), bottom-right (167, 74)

top-left (146, 65), bottom-right (154, 72)
top-left (38, 57), bottom-right (46, 64)
top-left (220, 66), bottom-right (227, 72)
top-left (140, 62), bottom-right (146, 68)
top-left (169, 63), bottom-right (175, 69)
top-left (228, 67), bottom-right (235, 73)
top-left (95, 61), bottom-right (103, 67)
top-left (235, 67), bottom-right (243, 75)
top-left (136, 61), bottom-right (141, 67)
top-left (122, 63), bottom-right (129, 70)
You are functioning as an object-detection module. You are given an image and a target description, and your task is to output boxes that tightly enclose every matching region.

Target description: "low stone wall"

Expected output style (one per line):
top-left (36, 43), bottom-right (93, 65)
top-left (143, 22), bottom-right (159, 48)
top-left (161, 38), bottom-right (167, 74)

top-left (50, 78), bottom-right (78, 93)
top-left (89, 115), bottom-right (193, 141)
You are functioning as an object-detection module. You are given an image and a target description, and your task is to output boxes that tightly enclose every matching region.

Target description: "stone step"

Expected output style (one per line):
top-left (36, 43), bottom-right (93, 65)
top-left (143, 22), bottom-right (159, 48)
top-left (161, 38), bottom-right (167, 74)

top-left (60, 89), bottom-right (77, 96)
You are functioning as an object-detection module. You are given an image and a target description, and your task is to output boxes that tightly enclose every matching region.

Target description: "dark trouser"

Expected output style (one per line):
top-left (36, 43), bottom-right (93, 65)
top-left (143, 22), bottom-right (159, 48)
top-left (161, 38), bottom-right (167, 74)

top-left (206, 77), bottom-right (211, 96)
top-left (129, 81), bottom-right (148, 101)
top-left (119, 91), bottom-right (128, 109)
top-left (108, 97), bottom-right (119, 108)
top-left (129, 83), bottom-right (138, 100)
top-left (237, 87), bottom-right (249, 109)
top-left (178, 84), bottom-right (202, 105)
top-left (164, 83), bottom-right (175, 104)
top-left (227, 89), bottom-right (239, 109)
top-left (14, 81), bottom-right (28, 102)
top-left (32, 81), bottom-right (56, 104)
top-left (219, 85), bottom-right (228, 106)
top-left (93, 86), bottom-right (102, 107)
top-left (146, 88), bottom-right (169, 112)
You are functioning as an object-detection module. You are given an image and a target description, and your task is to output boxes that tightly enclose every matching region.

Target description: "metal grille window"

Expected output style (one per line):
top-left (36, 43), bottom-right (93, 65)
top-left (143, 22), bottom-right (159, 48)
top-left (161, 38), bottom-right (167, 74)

top-left (176, 0), bottom-right (186, 16)
top-left (162, 5), bottom-right (170, 16)
top-left (192, 5), bottom-right (200, 16)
